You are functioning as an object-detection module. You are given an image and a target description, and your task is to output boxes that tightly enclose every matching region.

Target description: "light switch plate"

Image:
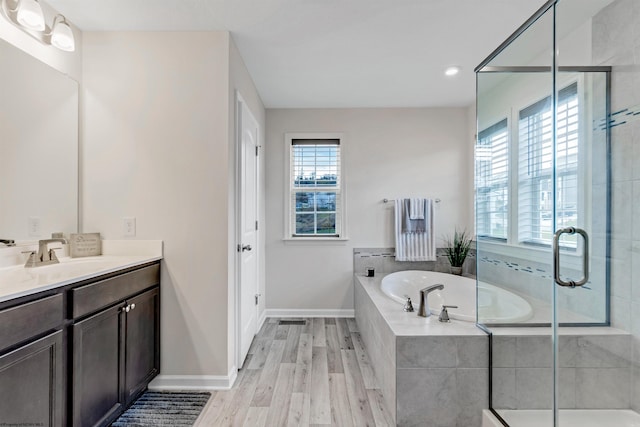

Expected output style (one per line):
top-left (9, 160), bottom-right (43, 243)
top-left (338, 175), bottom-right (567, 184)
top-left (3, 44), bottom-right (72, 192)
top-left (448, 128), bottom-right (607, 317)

top-left (123, 217), bottom-right (136, 237)
top-left (28, 216), bottom-right (41, 237)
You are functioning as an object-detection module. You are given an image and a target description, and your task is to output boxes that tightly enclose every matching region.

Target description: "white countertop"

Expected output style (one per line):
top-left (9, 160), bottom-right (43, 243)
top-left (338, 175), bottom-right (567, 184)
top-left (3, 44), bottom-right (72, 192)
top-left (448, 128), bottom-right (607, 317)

top-left (0, 240), bottom-right (163, 303)
top-left (355, 274), bottom-right (487, 337)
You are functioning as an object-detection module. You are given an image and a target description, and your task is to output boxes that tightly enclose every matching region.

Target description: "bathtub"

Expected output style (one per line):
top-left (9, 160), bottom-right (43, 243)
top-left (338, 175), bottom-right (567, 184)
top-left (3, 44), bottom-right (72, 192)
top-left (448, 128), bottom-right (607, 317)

top-left (380, 270), bottom-right (533, 323)
top-left (482, 409), bottom-right (640, 427)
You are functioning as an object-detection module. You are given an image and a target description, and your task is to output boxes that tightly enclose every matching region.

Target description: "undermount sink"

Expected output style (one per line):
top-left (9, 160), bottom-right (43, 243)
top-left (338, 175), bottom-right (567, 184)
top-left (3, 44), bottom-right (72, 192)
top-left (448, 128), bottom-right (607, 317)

top-left (20, 256), bottom-right (135, 279)
top-left (34, 257), bottom-right (125, 273)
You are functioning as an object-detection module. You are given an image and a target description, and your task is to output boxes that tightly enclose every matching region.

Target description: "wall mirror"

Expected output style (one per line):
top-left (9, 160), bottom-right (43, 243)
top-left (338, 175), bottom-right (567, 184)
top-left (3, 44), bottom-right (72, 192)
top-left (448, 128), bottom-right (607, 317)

top-left (0, 38), bottom-right (78, 245)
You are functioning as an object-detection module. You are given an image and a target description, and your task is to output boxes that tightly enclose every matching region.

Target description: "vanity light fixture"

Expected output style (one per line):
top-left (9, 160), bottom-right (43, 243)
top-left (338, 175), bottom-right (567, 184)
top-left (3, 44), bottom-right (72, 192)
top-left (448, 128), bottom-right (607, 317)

top-left (1, 0), bottom-right (75, 52)
top-left (50, 14), bottom-right (74, 51)
top-left (15, 0), bottom-right (44, 30)
top-left (444, 66), bottom-right (460, 77)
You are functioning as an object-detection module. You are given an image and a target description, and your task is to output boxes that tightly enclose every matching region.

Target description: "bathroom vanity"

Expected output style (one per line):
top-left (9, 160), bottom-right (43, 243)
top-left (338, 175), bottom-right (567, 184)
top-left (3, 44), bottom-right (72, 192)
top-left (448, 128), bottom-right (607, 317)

top-left (0, 253), bottom-right (161, 427)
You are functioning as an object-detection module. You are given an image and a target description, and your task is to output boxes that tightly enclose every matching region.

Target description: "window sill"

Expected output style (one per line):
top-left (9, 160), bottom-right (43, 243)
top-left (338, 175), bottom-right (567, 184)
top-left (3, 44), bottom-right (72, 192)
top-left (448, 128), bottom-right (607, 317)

top-left (282, 237), bottom-right (349, 245)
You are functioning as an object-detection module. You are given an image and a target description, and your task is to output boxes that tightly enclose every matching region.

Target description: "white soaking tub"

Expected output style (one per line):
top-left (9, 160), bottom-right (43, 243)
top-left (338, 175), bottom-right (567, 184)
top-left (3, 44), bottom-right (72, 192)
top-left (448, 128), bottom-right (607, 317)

top-left (380, 270), bottom-right (533, 323)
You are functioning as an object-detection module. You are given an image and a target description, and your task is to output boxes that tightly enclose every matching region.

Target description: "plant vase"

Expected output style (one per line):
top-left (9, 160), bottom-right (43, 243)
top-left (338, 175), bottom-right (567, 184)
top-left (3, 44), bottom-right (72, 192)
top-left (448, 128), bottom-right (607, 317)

top-left (450, 266), bottom-right (463, 275)
top-left (444, 229), bottom-right (473, 277)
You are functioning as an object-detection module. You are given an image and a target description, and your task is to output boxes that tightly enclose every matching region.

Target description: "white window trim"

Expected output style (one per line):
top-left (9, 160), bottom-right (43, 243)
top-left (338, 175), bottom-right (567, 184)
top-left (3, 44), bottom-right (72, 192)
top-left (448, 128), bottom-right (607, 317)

top-left (283, 132), bottom-right (348, 241)
top-left (476, 74), bottom-right (588, 270)
top-left (476, 116), bottom-right (510, 241)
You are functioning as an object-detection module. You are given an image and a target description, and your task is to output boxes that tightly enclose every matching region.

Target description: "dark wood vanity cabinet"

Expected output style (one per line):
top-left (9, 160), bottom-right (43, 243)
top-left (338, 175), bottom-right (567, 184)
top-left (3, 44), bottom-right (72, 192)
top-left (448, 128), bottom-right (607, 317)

top-left (0, 294), bottom-right (65, 427)
top-left (124, 287), bottom-right (160, 402)
top-left (72, 303), bottom-right (126, 427)
top-left (0, 261), bottom-right (160, 427)
top-left (0, 331), bottom-right (64, 427)
top-left (71, 264), bottom-right (160, 427)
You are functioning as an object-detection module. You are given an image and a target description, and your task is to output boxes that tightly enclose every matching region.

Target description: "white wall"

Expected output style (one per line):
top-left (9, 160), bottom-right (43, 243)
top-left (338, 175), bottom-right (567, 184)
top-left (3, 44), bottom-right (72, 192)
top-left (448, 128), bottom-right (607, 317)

top-left (265, 108), bottom-right (473, 312)
top-left (82, 31), bottom-right (234, 377)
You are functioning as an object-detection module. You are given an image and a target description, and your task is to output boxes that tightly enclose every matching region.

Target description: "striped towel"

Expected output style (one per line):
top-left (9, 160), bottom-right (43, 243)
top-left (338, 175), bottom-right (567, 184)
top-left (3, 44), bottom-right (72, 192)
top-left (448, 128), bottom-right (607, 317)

top-left (409, 198), bottom-right (425, 219)
top-left (403, 199), bottom-right (426, 233)
top-left (394, 199), bottom-right (436, 261)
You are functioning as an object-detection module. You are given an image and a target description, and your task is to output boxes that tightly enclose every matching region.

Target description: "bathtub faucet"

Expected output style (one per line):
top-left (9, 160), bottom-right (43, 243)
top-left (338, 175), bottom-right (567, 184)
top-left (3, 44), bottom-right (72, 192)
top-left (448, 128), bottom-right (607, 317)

top-left (417, 284), bottom-right (444, 318)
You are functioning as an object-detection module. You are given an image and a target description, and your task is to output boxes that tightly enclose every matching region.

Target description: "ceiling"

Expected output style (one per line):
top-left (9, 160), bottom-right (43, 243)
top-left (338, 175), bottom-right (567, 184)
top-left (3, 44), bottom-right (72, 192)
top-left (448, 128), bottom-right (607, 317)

top-left (47, 0), bottom-right (549, 108)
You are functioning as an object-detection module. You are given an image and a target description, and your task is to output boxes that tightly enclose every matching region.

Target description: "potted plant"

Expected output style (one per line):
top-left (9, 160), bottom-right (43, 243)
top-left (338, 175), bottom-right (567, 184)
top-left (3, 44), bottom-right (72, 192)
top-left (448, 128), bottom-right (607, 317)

top-left (444, 229), bottom-right (473, 275)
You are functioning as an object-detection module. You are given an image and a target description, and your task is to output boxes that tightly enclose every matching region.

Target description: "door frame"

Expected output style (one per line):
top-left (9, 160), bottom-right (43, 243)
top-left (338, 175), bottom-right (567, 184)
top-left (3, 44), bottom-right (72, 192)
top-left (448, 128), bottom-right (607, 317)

top-left (234, 91), bottom-right (261, 370)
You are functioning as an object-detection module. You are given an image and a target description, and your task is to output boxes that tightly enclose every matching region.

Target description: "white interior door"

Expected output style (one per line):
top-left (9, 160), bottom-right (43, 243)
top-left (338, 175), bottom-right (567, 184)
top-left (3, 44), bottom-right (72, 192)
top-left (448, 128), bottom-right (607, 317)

top-left (238, 97), bottom-right (259, 369)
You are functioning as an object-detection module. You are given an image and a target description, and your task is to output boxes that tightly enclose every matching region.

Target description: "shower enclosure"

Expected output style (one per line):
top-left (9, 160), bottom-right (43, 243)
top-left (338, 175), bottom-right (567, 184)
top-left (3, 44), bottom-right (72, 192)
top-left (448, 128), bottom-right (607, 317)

top-left (476, 0), bottom-right (637, 425)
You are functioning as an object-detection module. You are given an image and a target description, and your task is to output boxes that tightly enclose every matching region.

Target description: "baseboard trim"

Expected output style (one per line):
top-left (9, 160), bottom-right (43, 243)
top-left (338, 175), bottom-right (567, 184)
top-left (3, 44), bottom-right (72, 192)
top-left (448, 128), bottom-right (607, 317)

top-left (266, 309), bottom-right (354, 318)
top-left (257, 309), bottom-right (267, 331)
top-left (148, 366), bottom-right (238, 391)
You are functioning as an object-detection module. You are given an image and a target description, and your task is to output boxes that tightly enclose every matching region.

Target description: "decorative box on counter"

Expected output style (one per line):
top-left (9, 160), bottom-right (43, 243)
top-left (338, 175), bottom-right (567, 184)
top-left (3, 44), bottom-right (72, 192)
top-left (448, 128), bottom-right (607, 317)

top-left (70, 233), bottom-right (102, 258)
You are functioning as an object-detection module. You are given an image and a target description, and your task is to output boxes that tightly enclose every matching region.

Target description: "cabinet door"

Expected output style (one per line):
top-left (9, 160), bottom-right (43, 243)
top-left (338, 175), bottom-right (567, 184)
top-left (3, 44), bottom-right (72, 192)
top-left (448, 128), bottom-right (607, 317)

top-left (0, 331), bottom-right (64, 427)
top-left (72, 304), bottom-right (125, 427)
top-left (124, 287), bottom-right (160, 403)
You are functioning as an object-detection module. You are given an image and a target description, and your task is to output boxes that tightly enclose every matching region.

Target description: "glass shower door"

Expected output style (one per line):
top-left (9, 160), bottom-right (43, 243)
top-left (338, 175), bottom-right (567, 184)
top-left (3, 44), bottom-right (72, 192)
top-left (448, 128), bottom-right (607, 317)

top-left (476, 3), bottom-right (557, 425)
top-left (554, 0), bottom-right (613, 424)
top-left (476, 1), bottom-right (612, 426)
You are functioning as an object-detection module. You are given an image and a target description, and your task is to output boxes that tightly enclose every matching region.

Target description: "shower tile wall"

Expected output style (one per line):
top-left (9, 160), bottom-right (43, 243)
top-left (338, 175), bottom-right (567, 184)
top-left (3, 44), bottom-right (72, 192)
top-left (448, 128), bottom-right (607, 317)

top-left (493, 333), bottom-right (632, 410)
top-left (477, 252), bottom-right (603, 322)
top-left (592, 0), bottom-right (640, 413)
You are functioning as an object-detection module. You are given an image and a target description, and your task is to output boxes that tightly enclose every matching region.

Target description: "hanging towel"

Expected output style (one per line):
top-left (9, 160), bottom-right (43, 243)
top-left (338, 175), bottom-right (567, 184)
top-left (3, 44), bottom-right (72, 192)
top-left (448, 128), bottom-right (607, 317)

top-left (395, 199), bottom-right (436, 262)
top-left (402, 199), bottom-right (426, 233)
top-left (409, 198), bottom-right (425, 220)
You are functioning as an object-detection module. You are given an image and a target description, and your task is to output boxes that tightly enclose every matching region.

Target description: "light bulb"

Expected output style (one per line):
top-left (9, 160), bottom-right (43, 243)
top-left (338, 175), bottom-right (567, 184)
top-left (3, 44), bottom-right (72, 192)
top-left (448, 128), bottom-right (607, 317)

top-left (445, 66), bottom-right (460, 77)
top-left (51, 18), bottom-right (75, 51)
top-left (16, 0), bottom-right (45, 31)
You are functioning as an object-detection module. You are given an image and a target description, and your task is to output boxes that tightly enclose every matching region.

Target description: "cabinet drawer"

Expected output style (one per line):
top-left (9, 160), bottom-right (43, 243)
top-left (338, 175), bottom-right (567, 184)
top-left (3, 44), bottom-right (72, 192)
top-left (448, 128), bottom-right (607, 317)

top-left (71, 264), bottom-right (160, 319)
top-left (0, 294), bottom-right (63, 352)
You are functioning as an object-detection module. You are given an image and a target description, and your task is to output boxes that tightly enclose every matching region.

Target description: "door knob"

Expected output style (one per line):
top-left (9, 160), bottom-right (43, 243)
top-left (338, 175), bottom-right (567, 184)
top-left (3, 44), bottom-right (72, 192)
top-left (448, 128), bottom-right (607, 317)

top-left (242, 244), bottom-right (252, 252)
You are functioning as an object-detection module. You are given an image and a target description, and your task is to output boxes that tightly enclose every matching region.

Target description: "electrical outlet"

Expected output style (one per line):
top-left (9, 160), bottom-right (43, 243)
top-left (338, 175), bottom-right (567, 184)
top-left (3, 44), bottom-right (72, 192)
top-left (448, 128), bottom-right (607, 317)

top-left (123, 217), bottom-right (136, 237)
top-left (28, 216), bottom-right (41, 237)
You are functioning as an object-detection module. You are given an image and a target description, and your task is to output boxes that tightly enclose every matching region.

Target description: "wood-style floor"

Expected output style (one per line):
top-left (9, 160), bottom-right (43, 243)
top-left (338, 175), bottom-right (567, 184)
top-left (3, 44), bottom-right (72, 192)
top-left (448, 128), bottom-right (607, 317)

top-left (194, 317), bottom-right (394, 426)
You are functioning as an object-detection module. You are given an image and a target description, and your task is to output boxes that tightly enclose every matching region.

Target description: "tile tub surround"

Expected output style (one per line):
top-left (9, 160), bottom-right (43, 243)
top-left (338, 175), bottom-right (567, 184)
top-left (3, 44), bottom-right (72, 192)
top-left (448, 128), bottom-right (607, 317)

top-left (354, 247), bottom-right (477, 278)
top-left (476, 249), bottom-right (607, 324)
top-left (354, 273), bottom-right (488, 427)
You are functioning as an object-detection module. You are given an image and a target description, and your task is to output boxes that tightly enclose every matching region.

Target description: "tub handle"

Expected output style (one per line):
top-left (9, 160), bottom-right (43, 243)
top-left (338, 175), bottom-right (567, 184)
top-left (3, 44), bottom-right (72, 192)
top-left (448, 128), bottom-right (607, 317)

top-left (553, 227), bottom-right (589, 288)
top-left (439, 305), bottom-right (458, 322)
top-left (403, 295), bottom-right (414, 312)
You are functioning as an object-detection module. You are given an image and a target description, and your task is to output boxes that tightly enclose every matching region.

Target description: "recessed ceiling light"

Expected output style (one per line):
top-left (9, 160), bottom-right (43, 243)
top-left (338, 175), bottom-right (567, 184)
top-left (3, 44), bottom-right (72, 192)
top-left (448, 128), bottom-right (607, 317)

top-left (445, 66), bottom-right (460, 77)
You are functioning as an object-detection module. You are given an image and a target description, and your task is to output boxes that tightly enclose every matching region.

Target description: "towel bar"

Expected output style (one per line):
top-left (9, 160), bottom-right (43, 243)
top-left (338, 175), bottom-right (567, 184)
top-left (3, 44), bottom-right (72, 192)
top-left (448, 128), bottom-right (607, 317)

top-left (383, 198), bottom-right (441, 204)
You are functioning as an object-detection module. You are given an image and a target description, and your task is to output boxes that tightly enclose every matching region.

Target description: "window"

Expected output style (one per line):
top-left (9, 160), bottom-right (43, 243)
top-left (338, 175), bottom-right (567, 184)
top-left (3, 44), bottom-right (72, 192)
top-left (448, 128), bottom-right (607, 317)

top-left (476, 119), bottom-right (509, 240)
top-left (476, 82), bottom-right (581, 249)
top-left (286, 134), bottom-right (344, 238)
top-left (518, 82), bottom-right (578, 246)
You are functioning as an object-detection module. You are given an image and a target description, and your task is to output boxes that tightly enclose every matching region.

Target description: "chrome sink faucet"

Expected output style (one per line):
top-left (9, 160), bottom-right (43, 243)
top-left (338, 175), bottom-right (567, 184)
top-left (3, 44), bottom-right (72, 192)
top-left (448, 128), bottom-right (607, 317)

top-left (417, 284), bottom-right (444, 317)
top-left (24, 238), bottom-right (67, 268)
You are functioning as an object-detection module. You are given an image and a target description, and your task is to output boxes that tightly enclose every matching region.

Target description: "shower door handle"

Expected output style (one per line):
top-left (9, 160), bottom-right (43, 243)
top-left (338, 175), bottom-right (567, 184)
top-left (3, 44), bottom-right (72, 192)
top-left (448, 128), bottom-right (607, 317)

top-left (553, 227), bottom-right (589, 287)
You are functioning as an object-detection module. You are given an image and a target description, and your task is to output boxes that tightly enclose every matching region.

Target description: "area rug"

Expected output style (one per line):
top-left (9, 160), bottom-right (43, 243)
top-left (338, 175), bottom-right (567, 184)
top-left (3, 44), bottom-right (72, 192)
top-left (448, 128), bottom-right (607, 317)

top-left (110, 391), bottom-right (211, 426)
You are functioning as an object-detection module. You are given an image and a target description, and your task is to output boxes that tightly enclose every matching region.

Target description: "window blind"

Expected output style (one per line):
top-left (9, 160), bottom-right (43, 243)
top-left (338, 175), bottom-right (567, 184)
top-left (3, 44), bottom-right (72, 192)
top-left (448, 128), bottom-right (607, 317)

top-left (290, 139), bottom-right (341, 237)
top-left (518, 82), bottom-right (579, 245)
top-left (476, 118), bottom-right (509, 240)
